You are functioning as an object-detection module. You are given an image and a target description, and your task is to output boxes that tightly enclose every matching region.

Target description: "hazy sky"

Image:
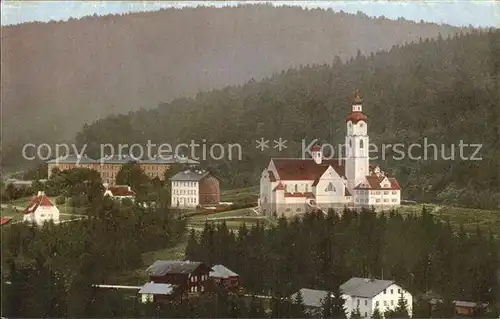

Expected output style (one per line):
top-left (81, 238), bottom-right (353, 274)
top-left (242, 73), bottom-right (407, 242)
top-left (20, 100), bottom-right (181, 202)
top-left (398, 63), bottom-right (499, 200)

top-left (1, 1), bottom-right (499, 28)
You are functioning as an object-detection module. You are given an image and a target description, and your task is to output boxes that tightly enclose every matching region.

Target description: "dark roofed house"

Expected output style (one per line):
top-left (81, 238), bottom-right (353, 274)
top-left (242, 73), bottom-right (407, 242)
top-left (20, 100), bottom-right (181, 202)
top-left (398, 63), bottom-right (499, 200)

top-left (290, 288), bottom-right (333, 316)
top-left (209, 264), bottom-right (240, 291)
top-left (146, 260), bottom-right (212, 298)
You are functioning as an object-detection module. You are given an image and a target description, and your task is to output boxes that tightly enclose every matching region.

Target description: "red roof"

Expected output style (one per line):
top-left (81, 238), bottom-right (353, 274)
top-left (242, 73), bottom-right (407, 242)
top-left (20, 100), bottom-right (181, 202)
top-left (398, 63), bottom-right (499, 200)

top-left (274, 182), bottom-right (285, 191)
top-left (272, 158), bottom-right (346, 181)
top-left (284, 192), bottom-right (315, 198)
top-left (354, 176), bottom-right (400, 190)
top-left (1, 217), bottom-right (10, 225)
top-left (345, 111), bottom-right (368, 124)
top-left (24, 194), bottom-right (55, 214)
top-left (107, 186), bottom-right (136, 197)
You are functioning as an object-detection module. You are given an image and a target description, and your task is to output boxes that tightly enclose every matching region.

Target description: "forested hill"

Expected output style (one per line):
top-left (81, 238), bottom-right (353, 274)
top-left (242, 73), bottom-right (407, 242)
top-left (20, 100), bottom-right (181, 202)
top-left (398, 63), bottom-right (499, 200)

top-left (75, 30), bottom-right (500, 209)
top-left (2, 5), bottom-right (464, 168)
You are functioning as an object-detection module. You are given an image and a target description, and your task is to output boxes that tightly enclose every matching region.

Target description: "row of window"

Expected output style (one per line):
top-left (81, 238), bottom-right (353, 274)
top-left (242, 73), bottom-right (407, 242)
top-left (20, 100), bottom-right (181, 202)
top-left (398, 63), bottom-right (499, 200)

top-left (173, 189), bottom-right (197, 195)
top-left (173, 197), bottom-right (197, 204)
top-left (173, 181), bottom-right (198, 188)
top-left (189, 285), bottom-right (205, 292)
top-left (355, 198), bottom-right (398, 203)
top-left (190, 275), bottom-right (208, 282)
top-left (357, 190), bottom-right (398, 195)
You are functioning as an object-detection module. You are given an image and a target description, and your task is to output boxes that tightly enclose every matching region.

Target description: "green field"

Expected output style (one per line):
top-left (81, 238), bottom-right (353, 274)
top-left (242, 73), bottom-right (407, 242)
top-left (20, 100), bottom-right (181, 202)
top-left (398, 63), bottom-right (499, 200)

top-left (220, 185), bottom-right (259, 202)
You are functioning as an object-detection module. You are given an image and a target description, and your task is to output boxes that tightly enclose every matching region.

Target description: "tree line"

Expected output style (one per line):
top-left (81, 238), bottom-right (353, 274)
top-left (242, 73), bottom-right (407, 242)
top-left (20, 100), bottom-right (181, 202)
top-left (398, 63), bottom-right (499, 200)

top-left (185, 208), bottom-right (500, 317)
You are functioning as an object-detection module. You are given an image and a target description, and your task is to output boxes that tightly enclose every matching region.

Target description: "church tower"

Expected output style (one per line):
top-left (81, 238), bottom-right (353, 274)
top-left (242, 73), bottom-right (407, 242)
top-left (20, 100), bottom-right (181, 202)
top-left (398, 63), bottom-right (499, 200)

top-left (345, 90), bottom-right (369, 190)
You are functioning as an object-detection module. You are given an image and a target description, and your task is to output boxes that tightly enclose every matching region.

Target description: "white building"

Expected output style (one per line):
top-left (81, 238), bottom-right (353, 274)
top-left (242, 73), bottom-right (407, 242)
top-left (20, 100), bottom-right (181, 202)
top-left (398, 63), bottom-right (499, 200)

top-left (23, 191), bottom-right (60, 225)
top-left (259, 91), bottom-right (401, 217)
top-left (170, 169), bottom-right (220, 209)
top-left (138, 282), bottom-right (175, 303)
top-left (341, 277), bottom-right (413, 318)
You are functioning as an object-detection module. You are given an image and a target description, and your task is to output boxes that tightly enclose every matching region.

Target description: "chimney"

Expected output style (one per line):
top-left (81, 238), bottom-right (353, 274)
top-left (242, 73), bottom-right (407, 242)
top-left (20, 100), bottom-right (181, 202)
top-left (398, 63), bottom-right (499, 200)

top-left (37, 191), bottom-right (44, 196)
top-left (128, 186), bottom-right (132, 192)
top-left (311, 145), bottom-right (322, 164)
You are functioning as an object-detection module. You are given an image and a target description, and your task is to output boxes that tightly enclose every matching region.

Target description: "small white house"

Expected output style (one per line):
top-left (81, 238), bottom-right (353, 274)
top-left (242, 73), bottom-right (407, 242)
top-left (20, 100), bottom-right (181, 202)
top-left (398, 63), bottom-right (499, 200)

top-left (138, 282), bottom-right (176, 303)
top-left (23, 191), bottom-right (60, 225)
top-left (341, 277), bottom-right (413, 318)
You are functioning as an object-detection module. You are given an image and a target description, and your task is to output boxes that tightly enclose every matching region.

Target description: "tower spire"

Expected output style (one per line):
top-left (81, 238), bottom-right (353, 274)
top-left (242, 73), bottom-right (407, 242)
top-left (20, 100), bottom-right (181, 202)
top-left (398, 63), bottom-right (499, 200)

top-left (352, 90), bottom-right (363, 105)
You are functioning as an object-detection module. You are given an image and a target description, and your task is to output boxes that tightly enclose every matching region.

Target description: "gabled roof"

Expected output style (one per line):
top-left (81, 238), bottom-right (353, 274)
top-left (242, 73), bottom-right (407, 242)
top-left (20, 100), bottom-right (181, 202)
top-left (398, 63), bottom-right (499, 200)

top-left (170, 169), bottom-right (214, 182)
top-left (271, 158), bottom-right (345, 181)
top-left (106, 186), bottom-right (136, 197)
top-left (24, 193), bottom-right (56, 215)
top-left (138, 282), bottom-right (176, 295)
top-left (354, 176), bottom-right (400, 190)
top-left (146, 260), bottom-right (210, 276)
top-left (210, 264), bottom-right (238, 278)
top-left (340, 277), bottom-right (394, 298)
top-left (291, 288), bottom-right (331, 308)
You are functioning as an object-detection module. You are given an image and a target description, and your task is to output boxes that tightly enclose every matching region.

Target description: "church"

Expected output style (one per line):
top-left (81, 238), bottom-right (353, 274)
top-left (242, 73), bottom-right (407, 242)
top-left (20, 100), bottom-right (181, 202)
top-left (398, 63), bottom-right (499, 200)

top-left (259, 91), bottom-right (401, 217)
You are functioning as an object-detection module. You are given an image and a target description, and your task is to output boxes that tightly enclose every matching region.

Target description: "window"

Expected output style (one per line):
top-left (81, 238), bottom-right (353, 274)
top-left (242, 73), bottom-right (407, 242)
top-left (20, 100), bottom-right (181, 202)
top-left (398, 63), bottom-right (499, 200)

top-left (384, 301), bottom-right (387, 306)
top-left (326, 182), bottom-right (335, 192)
top-left (364, 312), bottom-right (367, 318)
top-left (364, 300), bottom-right (367, 306)
top-left (391, 300), bottom-right (394, 305)
top-left (384, 191), bottom-right (389, 195)
top-left (360, 139), bottom-right (364, 148)
top-left (383, 289), bottom-right (386, 294)
top-left (376, 199), bottom-right (380, 203)
top-left (392, 199), bottom-right (397, 202)
top-left (392, 191), bottom-right (397, 194)
top-left (398, 289), bottom-right (401, 293)
top-left (376, 301), bottom-right (379, 306)
top-left (284, 184), bottom-right (288, 191)
top-left (384, 199), bottom-right (388, 202)
top-left (305, 184), bottom-right (308, 192)
top-left (295, 184), bottom-right (298, 192)
top-left (391, 289), bottom-right (393, 294)
top-left (357, 299), bottom-right (360, 306)
top-left (376, 191), bottom-right (380, 195)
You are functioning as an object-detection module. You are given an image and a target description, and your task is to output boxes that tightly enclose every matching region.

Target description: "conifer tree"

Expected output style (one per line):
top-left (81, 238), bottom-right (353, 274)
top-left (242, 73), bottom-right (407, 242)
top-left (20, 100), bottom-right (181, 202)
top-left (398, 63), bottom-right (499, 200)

top-left (371, 306), bottom-right (383, 319)
top-left (321, 292), bottom-right (334, 318)
top-left (350, 307), bottom-right (362, 319)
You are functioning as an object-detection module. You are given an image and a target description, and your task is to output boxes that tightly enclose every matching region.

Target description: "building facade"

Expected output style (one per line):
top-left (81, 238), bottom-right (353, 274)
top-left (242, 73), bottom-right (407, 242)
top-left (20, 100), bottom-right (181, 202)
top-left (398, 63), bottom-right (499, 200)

top-left (209, 264), bottom-right (240, 291)
top-left (259, 91), bottom-right (401, 217)
top-left (47, 154), bottom-right (199, 186)
top-left (170, 169), bottom-right (220, 209)
top-left (341, 277), bottom-right (413, 318)
top-left (146, 260), bottom-right (212, 298)
top-left (23, 191), bottom-right (60, 225)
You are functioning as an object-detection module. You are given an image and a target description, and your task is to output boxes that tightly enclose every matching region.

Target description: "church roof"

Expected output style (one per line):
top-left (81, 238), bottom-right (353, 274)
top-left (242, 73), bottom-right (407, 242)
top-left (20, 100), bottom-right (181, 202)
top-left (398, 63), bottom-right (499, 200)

top-left (345, 111), bottom-right (368, 124)
top-left (271, 158), bottom-right (345, 181)
top-left (354, 176), bottom-right (400, 190)
top-left (352, 90), bottom-right (363, 105)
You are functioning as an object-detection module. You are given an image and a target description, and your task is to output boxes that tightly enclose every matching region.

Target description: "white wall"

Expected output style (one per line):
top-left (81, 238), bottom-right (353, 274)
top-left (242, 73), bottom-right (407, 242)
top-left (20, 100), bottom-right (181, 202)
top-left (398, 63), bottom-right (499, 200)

top-left (343, 284), bottom-right (412, 318)
top-left (372, 284), bottom-right (413, 317)
top-left (24, 205), bottom-right (60, 225)
top-left (171, 180), bottom-right (200, 208)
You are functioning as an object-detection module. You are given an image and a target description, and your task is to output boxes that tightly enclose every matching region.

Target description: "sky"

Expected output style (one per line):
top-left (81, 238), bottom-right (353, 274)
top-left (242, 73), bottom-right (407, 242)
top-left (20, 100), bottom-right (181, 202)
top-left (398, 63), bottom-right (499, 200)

top-left (1, 1), bottom-right (499, 28)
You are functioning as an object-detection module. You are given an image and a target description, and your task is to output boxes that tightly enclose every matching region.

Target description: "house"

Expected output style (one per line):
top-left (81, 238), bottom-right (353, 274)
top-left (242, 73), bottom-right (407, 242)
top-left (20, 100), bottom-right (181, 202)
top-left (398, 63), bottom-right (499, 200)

top-left (259, 91), bottom-right (401, 217)
top-left (429, 298), bottom-right (489, 317)
top-left (47, 154), bottom-right (199, 185)
top-left (104, 185), bottom-right (136, 200)
top-left (291, 288), bottom-right (332, 316)
top-left (23, 191), bottom-right (60, 225)
top-left (340, 277), bottom-right (413, 318)
top-left (170, 169), bottom-right (220, 209)
top-left (146, 260), bottom-right (212, 297)
top-left (209, 264), bottom-right (240, 291)
top-left (138, 282), bottom-right (177, 303)
top-left (1, 217), bottom-right (11, 226)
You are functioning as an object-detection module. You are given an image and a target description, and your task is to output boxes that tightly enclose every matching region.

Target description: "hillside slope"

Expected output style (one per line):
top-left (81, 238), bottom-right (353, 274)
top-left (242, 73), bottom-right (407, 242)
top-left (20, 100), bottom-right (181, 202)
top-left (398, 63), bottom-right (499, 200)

top-left (1, 5), bottom-right (463, 167)
top-left (75, 30), bottom-right (500, 209)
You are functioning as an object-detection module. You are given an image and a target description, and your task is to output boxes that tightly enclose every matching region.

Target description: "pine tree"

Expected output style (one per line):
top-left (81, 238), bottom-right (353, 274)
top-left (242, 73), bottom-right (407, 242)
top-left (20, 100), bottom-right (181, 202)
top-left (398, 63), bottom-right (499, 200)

top-left (292, 290), bottom-right (307, 317)
top-left (321, 292), bottom-right (334, 318)
top-left (185, 228), bottom-right (199, 260)
top-left (371, 306), bottom-right (383, 319)
top-left (248, 296), bottom-right (265, 318)
top-left (350, 307), bottom-right (362, 319)
top-left (391, 293), bottom-right (410, 318)
top-left (331, 287), bottom-right (346, 318)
